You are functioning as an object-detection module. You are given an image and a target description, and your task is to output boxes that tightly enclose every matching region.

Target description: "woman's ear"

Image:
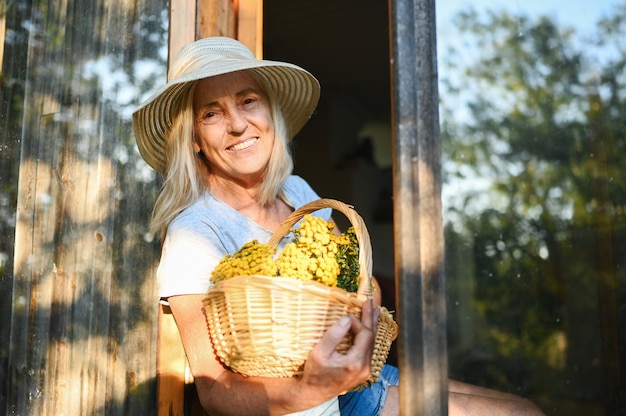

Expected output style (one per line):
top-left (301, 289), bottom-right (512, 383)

top-left (193, 141), bottom-right (201, 154)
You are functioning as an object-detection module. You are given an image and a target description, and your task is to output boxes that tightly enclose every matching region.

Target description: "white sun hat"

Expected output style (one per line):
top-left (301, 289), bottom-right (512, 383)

top-left (132, 37), bottom-right (321, 174)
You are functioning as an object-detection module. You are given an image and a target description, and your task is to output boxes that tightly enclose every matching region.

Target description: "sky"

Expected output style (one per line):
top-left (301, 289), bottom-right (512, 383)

top-left (436, 0), bottom-right (618, 35)
top-left (434, 0), bottom-right (623, 87)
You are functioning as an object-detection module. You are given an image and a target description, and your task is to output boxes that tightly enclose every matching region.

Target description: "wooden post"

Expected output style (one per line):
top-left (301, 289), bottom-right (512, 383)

top-left (0, 0), bottom-right (5, 74)
top-left (169, 1), bottom-right (197, 63)
top-left (237, 0), bottom-right (263, 57)
top-left (197, 0), bottom-right (236, 40)
top-left (389, 0), bottom-right (447, 414)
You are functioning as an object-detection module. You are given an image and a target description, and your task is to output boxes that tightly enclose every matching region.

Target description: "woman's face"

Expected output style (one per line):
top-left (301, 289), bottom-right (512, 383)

top-left (193, 70), bottom-right (275, 185)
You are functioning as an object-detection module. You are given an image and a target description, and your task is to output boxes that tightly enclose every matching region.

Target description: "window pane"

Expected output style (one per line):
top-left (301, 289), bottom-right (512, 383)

top-left (438, 2), bottom-right (626, 414)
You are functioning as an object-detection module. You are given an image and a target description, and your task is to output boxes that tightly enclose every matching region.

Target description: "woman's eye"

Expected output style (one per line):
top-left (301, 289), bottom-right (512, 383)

top-left (197, 111), bottom-right (218, 125)
top-left (200, 112), bottom-right (217, 122)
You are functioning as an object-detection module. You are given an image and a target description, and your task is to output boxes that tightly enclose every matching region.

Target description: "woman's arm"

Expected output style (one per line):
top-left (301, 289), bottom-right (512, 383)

top-left (168, 294), bottom-right (379, 416)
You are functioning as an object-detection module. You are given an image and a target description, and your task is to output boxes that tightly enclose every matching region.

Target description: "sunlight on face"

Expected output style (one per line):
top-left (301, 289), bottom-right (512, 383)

top-left (192, 70), bottom-right (275, 185)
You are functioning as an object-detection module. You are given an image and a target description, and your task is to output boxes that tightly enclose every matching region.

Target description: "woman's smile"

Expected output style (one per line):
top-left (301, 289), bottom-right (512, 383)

top-left (228, 137), bottom-right (259, 152)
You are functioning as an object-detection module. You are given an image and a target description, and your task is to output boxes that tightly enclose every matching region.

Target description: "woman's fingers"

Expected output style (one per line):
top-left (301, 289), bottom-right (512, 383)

top-left (307, 300), bottom-right (379, 381)
top-left (361, 298), bottom-right (380, 332)
top-left (301, 300), bottom-right (384, 394)
top-left (348, 299), bottom-right (379, 354)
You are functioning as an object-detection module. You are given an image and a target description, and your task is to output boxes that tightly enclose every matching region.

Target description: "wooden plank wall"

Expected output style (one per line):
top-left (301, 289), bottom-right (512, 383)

top-left (4, 1), bottom-right (169, 414)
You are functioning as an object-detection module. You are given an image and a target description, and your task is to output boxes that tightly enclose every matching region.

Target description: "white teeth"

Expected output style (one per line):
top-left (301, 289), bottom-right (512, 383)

top-left (230, 138), bottom-right (257, 151)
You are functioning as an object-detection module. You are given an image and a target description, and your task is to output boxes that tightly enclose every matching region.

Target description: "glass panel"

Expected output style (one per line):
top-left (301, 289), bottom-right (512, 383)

top-left (438, 1), bottom-right (625, 414)
top-left (1, 0), bottom-right (168, 414)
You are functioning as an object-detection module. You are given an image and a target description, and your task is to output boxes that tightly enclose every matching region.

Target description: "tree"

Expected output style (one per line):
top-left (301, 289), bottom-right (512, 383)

top-left (441, 5), bottom-right (626, 414)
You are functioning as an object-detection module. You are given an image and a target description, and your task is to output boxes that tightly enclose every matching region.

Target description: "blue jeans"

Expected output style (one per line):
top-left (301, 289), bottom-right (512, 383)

top-left (338, 364), bottom-right (399, 416)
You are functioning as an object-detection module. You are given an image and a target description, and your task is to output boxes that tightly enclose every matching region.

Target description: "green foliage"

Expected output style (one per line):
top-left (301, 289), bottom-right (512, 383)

top-left (336, 226), bottom-right (360, 293)
top-left (442, 4), bottom-right (626, 413)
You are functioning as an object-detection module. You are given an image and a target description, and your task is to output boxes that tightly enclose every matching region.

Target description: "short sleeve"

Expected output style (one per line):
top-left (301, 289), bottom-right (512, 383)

top-left (156, 215), bottom-right (226, 299)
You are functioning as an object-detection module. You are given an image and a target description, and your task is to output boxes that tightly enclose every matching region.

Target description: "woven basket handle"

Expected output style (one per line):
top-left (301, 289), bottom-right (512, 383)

top-left (267, 198), bottom-right (373, 298)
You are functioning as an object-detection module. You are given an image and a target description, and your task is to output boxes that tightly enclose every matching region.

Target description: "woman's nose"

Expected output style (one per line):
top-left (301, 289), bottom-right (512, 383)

top-left (227, 109), bottom-right (248, 134)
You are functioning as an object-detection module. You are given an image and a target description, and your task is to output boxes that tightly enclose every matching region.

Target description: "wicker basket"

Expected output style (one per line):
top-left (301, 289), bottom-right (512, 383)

top-left (203, 198), bottom-right (398, 385)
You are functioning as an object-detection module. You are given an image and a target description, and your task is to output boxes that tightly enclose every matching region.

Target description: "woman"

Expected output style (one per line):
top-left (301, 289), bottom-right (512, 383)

top-left (133, 37), bottom-right (544, 416)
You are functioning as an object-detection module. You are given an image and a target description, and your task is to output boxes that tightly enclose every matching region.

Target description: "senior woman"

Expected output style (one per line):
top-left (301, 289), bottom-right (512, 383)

top-left (133, 37), bottom-right (544, 416)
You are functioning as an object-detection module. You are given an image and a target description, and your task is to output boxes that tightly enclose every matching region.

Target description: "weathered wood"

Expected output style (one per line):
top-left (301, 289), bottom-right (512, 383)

top-left (154, 2), bottom-right (200, 414)
top-left (197, 0), bottom-right (236, 39)
top-left (5, 0), bottom-right (165, 414)
top-left (170, 0), bottom-right (197, 59)
top-left (389, 0), bottom-right (447, 414)
top-left (237, 0), bottom-right (263, 57)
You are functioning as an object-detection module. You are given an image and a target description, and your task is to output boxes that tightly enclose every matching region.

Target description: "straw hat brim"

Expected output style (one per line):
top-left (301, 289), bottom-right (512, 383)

top-left (132, 39), bottom-right (320, 174)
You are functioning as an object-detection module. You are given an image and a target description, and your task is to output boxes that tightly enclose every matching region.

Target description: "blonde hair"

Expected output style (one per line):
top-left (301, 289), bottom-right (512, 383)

top-left (149, 71), bottom-right (293, 238)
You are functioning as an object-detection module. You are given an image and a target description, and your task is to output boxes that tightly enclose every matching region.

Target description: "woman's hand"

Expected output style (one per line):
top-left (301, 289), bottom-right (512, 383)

top-left (299, 299), bottom-right (381, 395)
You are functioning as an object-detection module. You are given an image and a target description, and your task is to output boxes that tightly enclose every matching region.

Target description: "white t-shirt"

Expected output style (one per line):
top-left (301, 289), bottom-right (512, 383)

top-left (285, 397), bottom-right (339, 416)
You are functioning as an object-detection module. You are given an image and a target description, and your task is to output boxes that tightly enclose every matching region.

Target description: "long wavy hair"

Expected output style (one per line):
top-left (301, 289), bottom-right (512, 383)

top-left (149, 70), bottom-right (294, 238)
